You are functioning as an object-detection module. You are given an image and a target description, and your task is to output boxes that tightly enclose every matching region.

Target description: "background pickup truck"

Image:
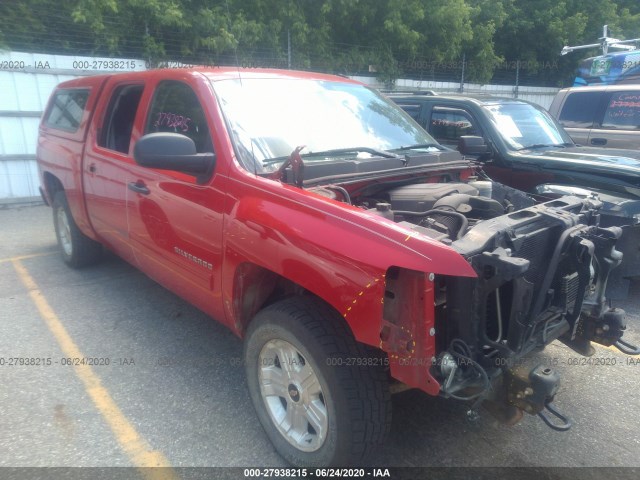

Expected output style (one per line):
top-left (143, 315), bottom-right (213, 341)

top-left (37, 69), bottom-right (639, 467)
top-left (390, 92), bottom-right (640, 300)
top-left (548, 84), bottom-right (640, 150)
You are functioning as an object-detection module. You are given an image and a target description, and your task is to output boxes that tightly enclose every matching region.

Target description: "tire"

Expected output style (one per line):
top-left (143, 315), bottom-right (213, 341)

top-left (52, 191), bottom-right (102, 268)
top-left (244, 296), bottom-right (391, 467)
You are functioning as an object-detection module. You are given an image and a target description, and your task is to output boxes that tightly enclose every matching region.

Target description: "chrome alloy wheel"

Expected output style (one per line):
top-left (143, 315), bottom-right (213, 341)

top-left (56, 207), bottom-right (73, 257)
top-left (258, 339), bottom-right (328, 452)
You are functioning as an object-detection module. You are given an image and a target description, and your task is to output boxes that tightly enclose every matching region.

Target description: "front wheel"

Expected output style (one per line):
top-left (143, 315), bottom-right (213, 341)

top-left (244, 296), bottom-right (391, 467)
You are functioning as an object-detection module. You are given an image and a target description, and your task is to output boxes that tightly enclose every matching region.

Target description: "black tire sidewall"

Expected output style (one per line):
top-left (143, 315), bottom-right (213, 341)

top-left (244, 306), bottom-right (358, 467)
top-left (52, 191), bottom-right (74, 264)
top-left (51, 190), bottom-right (101, 268)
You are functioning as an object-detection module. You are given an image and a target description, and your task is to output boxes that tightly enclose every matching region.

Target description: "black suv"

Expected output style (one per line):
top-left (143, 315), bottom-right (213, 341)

top-left (390, 93), bottom-right (640, 298)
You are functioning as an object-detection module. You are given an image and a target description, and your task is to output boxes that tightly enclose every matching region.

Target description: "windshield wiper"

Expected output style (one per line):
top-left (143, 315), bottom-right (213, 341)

top-left (302, 147), bottom-right (401, 159)
top-left (264, 146), bottom-right (399, 165)
top-left (517, 143), bottom-right (573, 151)
top-left (393, 143), bottom-right (446, 151)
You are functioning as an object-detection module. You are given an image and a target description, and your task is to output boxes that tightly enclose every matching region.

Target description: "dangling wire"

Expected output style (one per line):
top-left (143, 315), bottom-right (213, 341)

top-left (445, 338), bottom-right (491, 401)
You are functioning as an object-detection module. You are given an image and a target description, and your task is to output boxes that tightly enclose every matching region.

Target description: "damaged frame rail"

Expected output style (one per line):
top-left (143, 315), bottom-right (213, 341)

top-left (428, 195), bottom-right (640, 431)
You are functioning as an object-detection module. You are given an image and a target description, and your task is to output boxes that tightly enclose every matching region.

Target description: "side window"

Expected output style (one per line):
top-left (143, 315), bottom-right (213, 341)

top-left (602, 91), bottom-right (640, 130)
top-left (99, 84), bottom-right (144, 154)
top-left (429, 107), bottom-right (478, 144)
top-left (397, 103), bottom-right (422, 121)
top-left (557, 92), bottom-right (601, 128)
top-left (45, 89), bottom-right (89, 132)
top-left (145, 81), bottom-right (213, 153)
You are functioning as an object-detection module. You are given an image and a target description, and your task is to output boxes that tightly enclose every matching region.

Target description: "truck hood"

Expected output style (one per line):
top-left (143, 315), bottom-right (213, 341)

top-left (511, 146), bottom-right (640, 197)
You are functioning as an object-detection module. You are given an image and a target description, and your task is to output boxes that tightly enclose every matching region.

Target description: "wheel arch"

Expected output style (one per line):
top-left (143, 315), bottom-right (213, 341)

top-left (42, 171), bottom-right (64, 205)
top-left (231, 262), bottom-right (359, 342)
top-left (41, 169), bottom-right (99, 242)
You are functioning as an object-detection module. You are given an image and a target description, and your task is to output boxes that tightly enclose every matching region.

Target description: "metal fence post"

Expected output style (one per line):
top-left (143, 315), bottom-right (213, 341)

top-left (287, 30), bottom-right (292, 69)
top-left (459, 53), bottom-right (465, 93)
top-left (514, 60), bottom-right (520, 98)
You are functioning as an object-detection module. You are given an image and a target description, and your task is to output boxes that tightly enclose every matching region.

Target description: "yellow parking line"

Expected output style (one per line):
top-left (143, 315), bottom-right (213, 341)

top-left (12, 259), bottom-right (178, 480)
top-left (0, 251), bottom-right (55, 264)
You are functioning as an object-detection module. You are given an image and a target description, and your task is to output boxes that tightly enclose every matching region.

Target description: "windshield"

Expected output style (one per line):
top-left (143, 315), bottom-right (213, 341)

top-left (483, 103), bottom-right (574, 150)
top-left (211, 77), bottom-right (438, 172)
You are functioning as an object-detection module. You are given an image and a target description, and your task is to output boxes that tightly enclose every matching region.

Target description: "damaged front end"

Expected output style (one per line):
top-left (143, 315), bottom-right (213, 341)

top-left (426, 195), bottom-right (638, 429)
top-left (306, 171), bottom-right (637, 430)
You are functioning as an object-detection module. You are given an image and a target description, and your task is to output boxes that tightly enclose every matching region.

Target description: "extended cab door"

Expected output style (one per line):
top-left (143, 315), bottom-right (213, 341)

top-left (125, 77), bottom-right (227, 323)
top-left (83, 78), bottom-right (145, 264)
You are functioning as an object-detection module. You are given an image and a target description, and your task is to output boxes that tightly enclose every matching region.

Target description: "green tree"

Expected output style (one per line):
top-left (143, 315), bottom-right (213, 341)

top-left (462, 0), bottom-right (509, 83)
top-left (3, 0), bottom-right (640, 86)
top-left (0, 0), bottom-right (94, 54)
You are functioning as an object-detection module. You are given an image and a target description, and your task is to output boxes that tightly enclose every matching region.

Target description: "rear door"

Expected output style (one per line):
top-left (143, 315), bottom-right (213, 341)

top-left (84, 78), bottom-right (145, 264)
top-left (594, 89), bottom-right (640, 149)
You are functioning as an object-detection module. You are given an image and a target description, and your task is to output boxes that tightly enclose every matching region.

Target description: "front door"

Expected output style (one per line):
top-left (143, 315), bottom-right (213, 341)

top-left (126, 79), bottom-right (226, 322)
top-left (425, 104), bottom-right (514, 185)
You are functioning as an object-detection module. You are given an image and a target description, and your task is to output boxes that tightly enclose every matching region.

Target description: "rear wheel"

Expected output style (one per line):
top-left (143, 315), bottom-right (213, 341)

top-left (244, 296), bottom-right (391, 467)
top-left (52, 191), bottom-right (102, 268)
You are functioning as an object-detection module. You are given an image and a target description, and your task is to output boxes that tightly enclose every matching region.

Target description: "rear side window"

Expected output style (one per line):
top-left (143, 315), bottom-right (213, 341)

top-left (557, 92), bottom-right (601, 128)
top-left (45, 89), bottom-right (89, 132)
top-left (145, 81), bottom-right (213, 153)
top-left (99, 84), bottom-right (144, 154)
top-left (397, 103), bottom-right (422, 121)
top-left (602, 91), bottom-right (640, 130)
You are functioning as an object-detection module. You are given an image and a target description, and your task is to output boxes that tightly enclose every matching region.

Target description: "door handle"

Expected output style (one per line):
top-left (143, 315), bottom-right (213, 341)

top-left (88, 163), bottom-right (97, 173)
top-left (128, 181), bottom-right (150, 195)
top-left (590, 138), bottom-right (607, 146)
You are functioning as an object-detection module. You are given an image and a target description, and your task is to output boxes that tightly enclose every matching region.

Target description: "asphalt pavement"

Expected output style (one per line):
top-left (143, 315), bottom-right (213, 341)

top-left (0, 205), bottom-right (639, 477)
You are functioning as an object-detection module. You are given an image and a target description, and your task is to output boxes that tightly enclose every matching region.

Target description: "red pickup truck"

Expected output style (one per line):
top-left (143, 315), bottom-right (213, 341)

top-left (36, 68), bottom-right (638, 467)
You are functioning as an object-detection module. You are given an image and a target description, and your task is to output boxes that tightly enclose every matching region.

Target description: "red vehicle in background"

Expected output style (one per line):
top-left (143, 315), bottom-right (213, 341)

top-left (37, 68), bottom-right (638, 466)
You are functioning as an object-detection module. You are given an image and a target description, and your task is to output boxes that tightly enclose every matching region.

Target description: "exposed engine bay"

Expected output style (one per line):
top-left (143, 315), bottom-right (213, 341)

top-left (366, 181), bottom-right (527, 243)
top-left (311, 178), bottom-right (638, 429)
top-left (311, 178), bottom-right (538, 242)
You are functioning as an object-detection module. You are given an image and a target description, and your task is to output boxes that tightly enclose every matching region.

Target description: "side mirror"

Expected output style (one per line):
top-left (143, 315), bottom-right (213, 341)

top-left (134, 132), bottom-right (215, 183)
top-left (458, 135), bottom-right (490, 158)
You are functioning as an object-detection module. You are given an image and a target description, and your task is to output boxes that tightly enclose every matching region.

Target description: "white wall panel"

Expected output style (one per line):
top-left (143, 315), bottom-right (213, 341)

top-left (0, 159), bottom-right (39, 198)
top-left (0, 51), bottom-right (145, 204)
top-left (0, 118), bottom-right (40, 155)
